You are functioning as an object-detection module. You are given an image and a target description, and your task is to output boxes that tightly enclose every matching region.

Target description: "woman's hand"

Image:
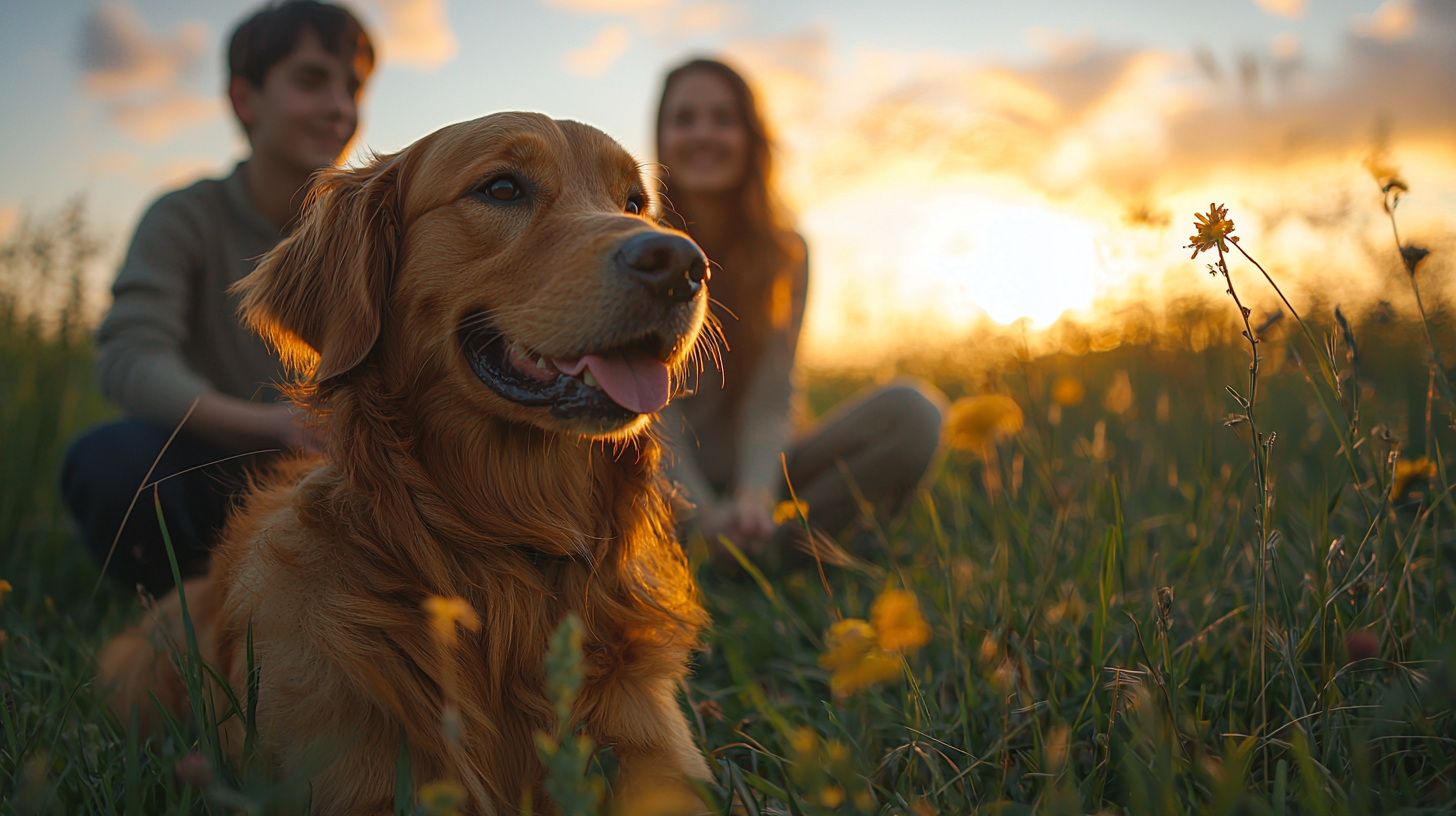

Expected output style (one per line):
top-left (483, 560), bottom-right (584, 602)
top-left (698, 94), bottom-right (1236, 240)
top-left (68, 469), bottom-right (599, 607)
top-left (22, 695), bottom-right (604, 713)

top-left (704, 488), bottom-right (776, 558)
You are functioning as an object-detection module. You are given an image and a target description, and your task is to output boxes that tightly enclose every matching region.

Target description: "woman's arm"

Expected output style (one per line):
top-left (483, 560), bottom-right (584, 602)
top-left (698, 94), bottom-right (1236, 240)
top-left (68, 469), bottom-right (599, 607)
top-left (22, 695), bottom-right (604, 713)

top-left (657, 404), bottom-right (720, 522)
top-left (731, 240), bottom-right (809, 524)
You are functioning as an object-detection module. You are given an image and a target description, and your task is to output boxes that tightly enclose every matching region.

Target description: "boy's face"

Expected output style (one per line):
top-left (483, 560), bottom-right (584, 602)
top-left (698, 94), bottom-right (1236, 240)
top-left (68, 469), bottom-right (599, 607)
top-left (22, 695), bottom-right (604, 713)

top-left (230, 30), bottom-right (366, 174)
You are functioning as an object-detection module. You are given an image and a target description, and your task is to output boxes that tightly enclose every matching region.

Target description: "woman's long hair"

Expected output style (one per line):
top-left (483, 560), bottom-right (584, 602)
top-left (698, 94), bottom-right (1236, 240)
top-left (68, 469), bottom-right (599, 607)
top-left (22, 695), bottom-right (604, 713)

top-left (655, 59), bottom-right (803, 407)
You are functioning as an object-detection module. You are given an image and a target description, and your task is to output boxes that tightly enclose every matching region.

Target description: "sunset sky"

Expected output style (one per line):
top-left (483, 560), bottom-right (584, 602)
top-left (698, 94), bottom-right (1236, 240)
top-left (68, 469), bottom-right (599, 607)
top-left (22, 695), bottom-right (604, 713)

top-left (2, 0), bottom-right (1452, 367)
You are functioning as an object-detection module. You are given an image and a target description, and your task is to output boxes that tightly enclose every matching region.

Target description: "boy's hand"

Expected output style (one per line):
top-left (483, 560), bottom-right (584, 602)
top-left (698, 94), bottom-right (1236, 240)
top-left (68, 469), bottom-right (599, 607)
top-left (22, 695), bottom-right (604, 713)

top-left (259, 403), bottom-right (327, 456)
top-left (188, 391), bottom-right (327, 455)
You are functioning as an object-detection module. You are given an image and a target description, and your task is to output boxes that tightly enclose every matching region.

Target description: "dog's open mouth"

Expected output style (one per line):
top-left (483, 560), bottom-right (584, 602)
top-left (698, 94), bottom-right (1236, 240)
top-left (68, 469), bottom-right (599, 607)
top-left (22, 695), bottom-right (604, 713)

top-left (460, 318), bottom-right (672, 421)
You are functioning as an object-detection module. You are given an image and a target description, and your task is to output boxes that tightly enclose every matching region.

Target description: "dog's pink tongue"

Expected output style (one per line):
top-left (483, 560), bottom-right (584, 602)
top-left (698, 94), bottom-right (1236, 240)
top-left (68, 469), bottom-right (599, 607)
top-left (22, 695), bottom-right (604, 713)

top-left (557, 354), bottom-right (670, 415)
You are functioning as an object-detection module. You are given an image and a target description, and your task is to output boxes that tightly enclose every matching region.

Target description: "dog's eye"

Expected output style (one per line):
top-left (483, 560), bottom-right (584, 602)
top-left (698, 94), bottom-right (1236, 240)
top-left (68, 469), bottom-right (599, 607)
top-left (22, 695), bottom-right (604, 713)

top-left (482, 176), bottom-right (522, 201)
top-left (625, 195), bottom-right (645, 216)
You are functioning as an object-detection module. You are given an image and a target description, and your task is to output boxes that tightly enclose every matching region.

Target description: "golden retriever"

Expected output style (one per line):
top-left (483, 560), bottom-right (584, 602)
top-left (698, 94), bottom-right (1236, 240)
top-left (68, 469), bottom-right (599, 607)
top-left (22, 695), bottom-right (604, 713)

top-left (98, 112), bottom-right (713, 814)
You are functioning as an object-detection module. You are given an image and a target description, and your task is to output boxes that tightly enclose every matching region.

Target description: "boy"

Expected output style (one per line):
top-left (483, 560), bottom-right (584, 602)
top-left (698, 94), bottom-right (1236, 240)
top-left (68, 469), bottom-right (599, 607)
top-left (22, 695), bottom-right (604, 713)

top-left (63, 1), bottom-right (375, 594)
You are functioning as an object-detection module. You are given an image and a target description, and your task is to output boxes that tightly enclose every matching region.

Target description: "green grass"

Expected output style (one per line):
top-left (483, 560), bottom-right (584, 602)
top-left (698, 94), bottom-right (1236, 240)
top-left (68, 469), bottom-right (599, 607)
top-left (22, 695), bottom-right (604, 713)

top-left (2, 203), bottom-right (1455, 814)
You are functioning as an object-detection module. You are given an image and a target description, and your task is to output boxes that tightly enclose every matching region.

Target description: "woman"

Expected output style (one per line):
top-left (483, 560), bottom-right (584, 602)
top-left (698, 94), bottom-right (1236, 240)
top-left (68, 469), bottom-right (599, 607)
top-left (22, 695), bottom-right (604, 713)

top-left (655, 59), bottom-right (945, 569)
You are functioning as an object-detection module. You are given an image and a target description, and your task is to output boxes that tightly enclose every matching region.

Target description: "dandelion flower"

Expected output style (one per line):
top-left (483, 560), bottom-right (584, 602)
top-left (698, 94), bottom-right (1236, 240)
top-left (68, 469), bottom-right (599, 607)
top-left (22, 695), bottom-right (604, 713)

top-left (772, 498), bottom-right (809, 525)
top-left (944, 394), bottom-right (1024, 452)
top-left (1390, 457), bottom-right (1437, 500)
top-left (870, 590), bottom-right (931, 653)
top-left (1186, 203), bottom-right (1238, 259)
top-left (820, 786), bottom-right (846, 808)
top-left (1051, 376), bottom-right (1085, 406)
top-left (0, 580), bottom-right (11, 605)
top-left (423, 595), bottom-right (480, 645)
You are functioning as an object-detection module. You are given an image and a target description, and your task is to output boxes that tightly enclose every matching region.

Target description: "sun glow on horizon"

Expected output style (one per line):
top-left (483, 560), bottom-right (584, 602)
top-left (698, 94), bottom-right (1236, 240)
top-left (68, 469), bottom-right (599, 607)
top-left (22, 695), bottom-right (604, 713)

top-left (799, 188), bottom-right (1106, 367)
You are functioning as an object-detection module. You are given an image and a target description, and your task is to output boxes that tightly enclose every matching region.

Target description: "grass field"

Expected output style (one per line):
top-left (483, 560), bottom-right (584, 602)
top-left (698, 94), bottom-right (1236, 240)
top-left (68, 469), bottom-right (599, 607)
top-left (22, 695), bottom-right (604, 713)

top-left (1, 199), bottom-right (1454, 815)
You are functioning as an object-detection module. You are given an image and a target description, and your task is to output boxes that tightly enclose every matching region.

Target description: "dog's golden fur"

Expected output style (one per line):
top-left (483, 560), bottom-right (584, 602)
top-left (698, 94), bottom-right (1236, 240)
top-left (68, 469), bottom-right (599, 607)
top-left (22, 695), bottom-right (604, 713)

top-left (98, 113), bottom-right (712, 814)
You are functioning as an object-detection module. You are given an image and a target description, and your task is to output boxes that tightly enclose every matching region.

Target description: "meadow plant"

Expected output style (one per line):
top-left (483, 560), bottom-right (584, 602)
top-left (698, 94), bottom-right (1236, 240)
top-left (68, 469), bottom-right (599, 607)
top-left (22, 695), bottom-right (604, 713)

top-left (1, 181), bottom-right (1455, 814)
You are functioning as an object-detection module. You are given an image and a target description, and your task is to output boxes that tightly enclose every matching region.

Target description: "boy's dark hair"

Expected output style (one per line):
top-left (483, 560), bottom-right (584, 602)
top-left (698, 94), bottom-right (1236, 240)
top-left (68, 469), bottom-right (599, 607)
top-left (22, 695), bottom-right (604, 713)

top-left (228, 1), bottom-right (375, 88)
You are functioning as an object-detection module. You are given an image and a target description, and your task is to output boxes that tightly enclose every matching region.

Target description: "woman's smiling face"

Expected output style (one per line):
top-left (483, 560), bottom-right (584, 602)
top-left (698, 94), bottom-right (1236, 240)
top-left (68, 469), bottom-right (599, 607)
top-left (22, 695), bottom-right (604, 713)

top-left (659, 69), bottom-right (750, 195)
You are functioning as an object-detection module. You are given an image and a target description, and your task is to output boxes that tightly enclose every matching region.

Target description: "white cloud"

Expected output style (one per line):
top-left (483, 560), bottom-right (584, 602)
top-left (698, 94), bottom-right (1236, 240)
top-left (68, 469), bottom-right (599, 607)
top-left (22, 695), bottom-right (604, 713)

top-left (1354, 0), bottom-right (1415, 40)
top-left (111, 93), bottom-right (223, 145)
top-left (1253, 0), bottom-right (1307, 18)
top-left (372, 0), bottom-right (457, 71)
top-left (78, 3), bottom-right (205, 94)
top-left (75, 3), bottom-right (218, 144)
top-left (662, 3), bottom-right (738, 36)
top-left (564, 24), bottom-right (630, 77)
top-left (545, 0), bottom-right (673, 13)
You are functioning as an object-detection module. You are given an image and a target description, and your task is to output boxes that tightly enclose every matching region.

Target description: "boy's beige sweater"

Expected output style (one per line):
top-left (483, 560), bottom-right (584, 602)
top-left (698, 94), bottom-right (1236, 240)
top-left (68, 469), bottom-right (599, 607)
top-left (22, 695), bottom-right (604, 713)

top-left (96, 163), bottom-right (288, 431)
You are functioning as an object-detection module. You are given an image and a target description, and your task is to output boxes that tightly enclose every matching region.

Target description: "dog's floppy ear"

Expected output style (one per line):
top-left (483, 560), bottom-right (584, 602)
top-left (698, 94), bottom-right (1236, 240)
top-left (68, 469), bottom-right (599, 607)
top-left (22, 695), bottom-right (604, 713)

top-left (234, 154), bottom-right (404, 383)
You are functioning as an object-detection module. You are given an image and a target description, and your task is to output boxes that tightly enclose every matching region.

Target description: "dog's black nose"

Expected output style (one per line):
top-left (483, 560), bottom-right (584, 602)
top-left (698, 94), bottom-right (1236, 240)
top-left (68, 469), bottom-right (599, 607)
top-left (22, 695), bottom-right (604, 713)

top-left (615, 233), bottom-right (708, 303)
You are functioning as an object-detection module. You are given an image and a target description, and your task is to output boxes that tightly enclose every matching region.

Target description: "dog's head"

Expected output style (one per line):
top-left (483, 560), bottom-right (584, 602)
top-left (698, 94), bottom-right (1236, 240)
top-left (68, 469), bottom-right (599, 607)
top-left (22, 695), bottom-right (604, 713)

top-left (237, 112), bottom-right (709, 439)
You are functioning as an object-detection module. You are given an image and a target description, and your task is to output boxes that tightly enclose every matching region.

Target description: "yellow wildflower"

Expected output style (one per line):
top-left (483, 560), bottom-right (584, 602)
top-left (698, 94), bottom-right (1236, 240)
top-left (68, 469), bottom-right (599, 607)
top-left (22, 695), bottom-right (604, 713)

top-left (1050, 376), bottom-right (1085, 407)
top-left (820, 590), bottom-right (936, 697)
top-left (630, 787), bottom-right (706, 816)
top-left (944, 394), bottom-right (1024, 452)
top-left (790, 726), bottom-right (817, 756)
top-left (0, 580), bottom-right (11, 605)
top-left (1186, 202), bottom-right (1239, 259)
top-left (828, 648), bottom-right (901, 697)
top-left (772, 498), bottom-right (809, 525)
top-left (819, 619), bottom-right (877, 673)
top-left (820, 786), bottom-right (846, 808)
top-left (818, 618), bottom-right (900, 697)
top-left (870, 590), bottom-right (931, 653)
top-left (826, 740), bottom-right (850, 762)
top-left (418, 780), bottom-right (466, 816)
top-left (1390, 457), bottom-right (1437, 500)
top-left (422, 595), bottom-right (480, 645)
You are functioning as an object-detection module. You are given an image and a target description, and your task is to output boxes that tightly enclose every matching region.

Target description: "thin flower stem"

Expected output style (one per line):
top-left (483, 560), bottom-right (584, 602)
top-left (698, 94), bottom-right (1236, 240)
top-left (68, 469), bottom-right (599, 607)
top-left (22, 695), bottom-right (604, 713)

top-left (1214, 243), bottom-right (1271, 783)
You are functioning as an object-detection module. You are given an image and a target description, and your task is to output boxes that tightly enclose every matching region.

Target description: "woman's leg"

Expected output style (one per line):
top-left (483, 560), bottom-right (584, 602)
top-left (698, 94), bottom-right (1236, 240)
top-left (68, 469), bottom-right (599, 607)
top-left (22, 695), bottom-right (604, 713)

top-left (60, 420), bottom-right (248, 595)
top-left (779, 380), bottom-right (946, 550)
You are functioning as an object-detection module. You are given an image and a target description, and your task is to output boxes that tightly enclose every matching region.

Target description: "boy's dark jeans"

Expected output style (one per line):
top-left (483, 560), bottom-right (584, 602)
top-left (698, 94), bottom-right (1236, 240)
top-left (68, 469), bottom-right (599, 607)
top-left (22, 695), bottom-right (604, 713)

top-left (62, 419), bottom-right (259, 596)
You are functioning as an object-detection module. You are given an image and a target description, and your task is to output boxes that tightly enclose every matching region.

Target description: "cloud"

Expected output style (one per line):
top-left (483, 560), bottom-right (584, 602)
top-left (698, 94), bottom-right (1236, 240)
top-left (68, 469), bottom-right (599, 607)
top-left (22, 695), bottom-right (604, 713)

top-left (111, 93), bottom-right (223, 144)
top-left (1353, 0), bottom-right (1415, 40)
top-left (564, 24), bottom-right (630, 76)
top-left (373, 0), bottom-right (457, 71)
top-left (75, 3), bottom-right (219, 143)
top-left (725, 0), bottom-right (1456, 210)
top-left (1253, 0), bottom-right (1306, 19)
top-left (152, 159), bottom-right (222, 190)
top-left (545, 0), bottom-right (673, 13)
top-left (78, 3), bottom-right (205, 95)
top-left (86, 151), bottom-right (141, 176)
top-left (664, 3), bottom-right (737, 35)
